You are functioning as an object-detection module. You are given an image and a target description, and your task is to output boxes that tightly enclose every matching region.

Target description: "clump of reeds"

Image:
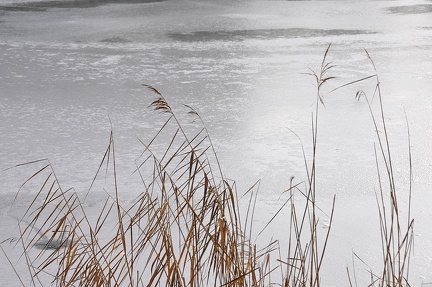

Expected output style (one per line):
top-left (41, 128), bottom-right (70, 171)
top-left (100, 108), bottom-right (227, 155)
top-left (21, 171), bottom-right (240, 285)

top-left (1, 45), bottom-right (414, 287)
top-left (3, 94), bottom-right (267, 286)
top-left (276, 43), bottom-right (336, 287)
top-left (345, 50), bottom-right (414, 287)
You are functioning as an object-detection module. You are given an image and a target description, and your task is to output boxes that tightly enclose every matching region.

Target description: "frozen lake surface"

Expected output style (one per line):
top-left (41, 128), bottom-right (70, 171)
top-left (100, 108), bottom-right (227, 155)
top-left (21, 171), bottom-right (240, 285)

top-left (1, 0), bottom-right (432, 285)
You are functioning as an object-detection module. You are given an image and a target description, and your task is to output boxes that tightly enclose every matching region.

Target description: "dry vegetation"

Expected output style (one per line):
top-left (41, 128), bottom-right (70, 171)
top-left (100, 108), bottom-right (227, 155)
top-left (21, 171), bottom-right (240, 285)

top-left (1, 45), bottom-right (414, 286)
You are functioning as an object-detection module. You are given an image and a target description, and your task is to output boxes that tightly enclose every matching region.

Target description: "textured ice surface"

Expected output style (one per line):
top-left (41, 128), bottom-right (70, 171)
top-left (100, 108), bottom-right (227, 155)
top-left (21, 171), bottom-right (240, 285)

top-left (1, 0), bottom-right (432, 285)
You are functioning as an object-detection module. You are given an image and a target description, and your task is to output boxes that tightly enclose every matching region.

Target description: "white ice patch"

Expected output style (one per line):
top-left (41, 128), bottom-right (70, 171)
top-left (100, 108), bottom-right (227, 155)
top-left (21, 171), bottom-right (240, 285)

top-left (92, 55), bottom-right (124, 66)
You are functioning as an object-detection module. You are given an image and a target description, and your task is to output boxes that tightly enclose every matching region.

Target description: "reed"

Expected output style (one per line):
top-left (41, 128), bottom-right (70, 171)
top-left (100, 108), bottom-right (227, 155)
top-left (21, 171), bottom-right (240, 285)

top-left (345, 50), bottom-right (414, 287)
top-left (1, 45), bottom-right (413, 286)
top-left (277, 43), bottom-right (336, 287)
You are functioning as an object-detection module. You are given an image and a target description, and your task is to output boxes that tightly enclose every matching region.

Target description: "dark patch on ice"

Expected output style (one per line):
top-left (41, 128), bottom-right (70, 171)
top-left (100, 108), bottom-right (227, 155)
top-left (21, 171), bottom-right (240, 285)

top-left (0, 5), bottom-right (47, 11)
top-left (168, 28), bottom-right (376, 42)
top-left (0, 0), bottom-right (164, 11)
top-left (33, 238), bottom-right (70, 250)
top-left (100, 36), bottom-right (131, 43)
top-left (386, 4), bottom-right (432, 14)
